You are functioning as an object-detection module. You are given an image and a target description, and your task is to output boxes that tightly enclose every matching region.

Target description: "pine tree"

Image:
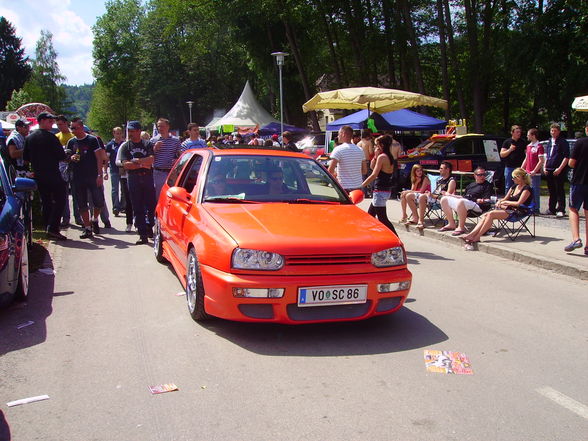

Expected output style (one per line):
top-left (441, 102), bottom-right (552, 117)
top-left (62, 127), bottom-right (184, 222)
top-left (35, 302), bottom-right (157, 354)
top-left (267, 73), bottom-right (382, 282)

top-left (0, 17), bottom-right (32, 109)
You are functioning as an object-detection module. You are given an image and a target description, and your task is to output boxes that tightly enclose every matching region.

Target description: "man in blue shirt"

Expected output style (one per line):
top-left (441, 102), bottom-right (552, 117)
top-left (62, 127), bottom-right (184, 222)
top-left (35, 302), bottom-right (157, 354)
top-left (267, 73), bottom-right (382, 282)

top-left (105, 126), bottom-right (124, 216)
top-left (543, 123), bottom-right (570, 217)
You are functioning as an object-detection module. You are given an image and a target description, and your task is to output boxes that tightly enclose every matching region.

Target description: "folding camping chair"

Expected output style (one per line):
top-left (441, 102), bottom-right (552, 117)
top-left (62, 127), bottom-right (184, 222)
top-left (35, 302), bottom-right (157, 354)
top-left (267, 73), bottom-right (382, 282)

top-left (493, 202), bottom-right (536, 241)
top-left (423, 174), bottom-right (445, 226)
top-left (465, 170), bottom-right (496, 227)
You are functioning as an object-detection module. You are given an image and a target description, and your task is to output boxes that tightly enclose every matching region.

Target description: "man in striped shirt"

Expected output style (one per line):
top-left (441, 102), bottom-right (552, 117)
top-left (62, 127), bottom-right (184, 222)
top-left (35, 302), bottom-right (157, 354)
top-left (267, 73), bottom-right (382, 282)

top-left (328, 125), bottom-right (366, 192)
top-left (152, 118), bottom-right (182, 200)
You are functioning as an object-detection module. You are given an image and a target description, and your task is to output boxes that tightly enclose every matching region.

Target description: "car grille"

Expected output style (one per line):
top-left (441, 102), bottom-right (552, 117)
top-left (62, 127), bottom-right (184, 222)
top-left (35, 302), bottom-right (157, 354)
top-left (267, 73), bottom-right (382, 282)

top-left (285, 254), bottom-right (371, 267)
top-left (287, 301), bottom-right (372, 321)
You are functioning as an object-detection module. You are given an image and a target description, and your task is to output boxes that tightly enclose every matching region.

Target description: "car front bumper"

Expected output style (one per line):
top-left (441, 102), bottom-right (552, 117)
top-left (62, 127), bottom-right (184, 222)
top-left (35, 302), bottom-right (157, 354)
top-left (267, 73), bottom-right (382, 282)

top-left (200, 264), bottom-right (412, 324)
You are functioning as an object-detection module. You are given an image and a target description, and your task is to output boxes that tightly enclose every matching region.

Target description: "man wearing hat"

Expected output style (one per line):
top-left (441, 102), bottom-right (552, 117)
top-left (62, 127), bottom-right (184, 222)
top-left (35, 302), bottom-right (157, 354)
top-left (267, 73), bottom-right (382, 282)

top-left (23, 112), bottom-right (67, 240)
top-left (118, 121), bottom-right (156, 244)
top-left (5, 119), bottom-right (31, 178)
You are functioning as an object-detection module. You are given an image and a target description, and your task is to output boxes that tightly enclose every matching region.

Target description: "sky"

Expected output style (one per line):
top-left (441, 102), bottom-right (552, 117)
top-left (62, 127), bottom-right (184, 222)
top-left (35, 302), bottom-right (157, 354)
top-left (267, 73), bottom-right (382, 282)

top-left (0, 0), bottom-right (107, 86)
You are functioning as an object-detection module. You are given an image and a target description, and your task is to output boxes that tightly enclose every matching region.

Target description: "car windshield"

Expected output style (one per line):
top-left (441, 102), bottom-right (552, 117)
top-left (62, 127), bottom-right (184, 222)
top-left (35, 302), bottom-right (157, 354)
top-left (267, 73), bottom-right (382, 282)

top-left (203, 155), bottom-right (349, 203)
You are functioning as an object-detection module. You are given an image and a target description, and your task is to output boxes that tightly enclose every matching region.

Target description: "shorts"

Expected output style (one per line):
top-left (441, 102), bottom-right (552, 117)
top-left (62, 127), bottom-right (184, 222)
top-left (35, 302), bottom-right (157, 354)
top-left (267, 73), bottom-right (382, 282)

top-left (570, 183), bottom-right (588, 210)
top-left (445, 196), bottom-right (482, 213)
top-left (372, 190), bottom-right (391, 207)
top-left (75, 178), bottom-right (105, 211)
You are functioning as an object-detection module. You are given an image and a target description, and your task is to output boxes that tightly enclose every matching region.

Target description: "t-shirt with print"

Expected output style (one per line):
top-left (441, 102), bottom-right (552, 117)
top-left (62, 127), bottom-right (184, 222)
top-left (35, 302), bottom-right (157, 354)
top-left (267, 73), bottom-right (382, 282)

top-left (330, 142), bottom-right (364, 190)
top-left (67, 134), bottom-right (103, 182)
top-left (119, 139), bottom-right (155, 175)
top-left (571, 137), bottom-right (588, 185)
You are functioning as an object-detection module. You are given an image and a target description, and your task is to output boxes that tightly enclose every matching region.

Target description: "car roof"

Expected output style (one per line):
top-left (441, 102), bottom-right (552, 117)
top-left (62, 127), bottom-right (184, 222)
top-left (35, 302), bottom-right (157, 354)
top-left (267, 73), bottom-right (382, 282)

top-left (209, 148), bottom-right (308, 158)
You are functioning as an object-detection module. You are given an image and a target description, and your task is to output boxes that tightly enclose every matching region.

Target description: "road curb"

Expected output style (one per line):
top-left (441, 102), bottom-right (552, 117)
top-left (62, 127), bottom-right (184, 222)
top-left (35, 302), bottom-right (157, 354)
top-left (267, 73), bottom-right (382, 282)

top-left (396, 221), bottom-right (588, 280)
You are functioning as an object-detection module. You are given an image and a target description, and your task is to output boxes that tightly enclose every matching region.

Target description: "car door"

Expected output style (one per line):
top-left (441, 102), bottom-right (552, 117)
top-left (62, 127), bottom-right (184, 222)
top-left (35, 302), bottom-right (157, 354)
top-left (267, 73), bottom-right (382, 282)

top-left (161, 152), bottom-right (194, 244)
top-left (167, 154), bottom-right (204, 260)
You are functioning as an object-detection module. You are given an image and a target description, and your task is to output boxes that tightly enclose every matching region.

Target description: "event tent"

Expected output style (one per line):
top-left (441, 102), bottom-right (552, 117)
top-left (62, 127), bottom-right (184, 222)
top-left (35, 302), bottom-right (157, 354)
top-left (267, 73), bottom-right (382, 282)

top-left (206, 81), bottom-right (280, 130)
top-left (258, 122), bottom-right (308, 135)
top-left (326, 109), bottom-right (446, 131)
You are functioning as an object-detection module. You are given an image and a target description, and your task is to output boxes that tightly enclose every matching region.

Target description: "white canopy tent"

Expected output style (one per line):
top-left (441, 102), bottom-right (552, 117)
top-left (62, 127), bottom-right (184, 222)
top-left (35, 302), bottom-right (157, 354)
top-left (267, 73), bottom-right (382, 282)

top-left (206, 81), bottom-right (280, 131)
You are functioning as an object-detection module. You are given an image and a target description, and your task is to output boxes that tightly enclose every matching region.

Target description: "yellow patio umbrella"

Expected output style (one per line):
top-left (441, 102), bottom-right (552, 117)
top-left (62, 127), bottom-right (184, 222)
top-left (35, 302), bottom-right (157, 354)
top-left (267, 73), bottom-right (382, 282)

top-left (571, 95), bottom-right (588, 112)
top-left (302, 86), bottom-right (448, 113)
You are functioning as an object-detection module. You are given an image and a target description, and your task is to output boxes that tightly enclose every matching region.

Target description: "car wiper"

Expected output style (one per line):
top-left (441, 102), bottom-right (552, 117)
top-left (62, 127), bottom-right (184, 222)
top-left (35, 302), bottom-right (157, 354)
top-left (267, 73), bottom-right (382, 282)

top-left (204, 197), bottom-right (258, 204)
top-left (286, 198), bottom-right (341, 205)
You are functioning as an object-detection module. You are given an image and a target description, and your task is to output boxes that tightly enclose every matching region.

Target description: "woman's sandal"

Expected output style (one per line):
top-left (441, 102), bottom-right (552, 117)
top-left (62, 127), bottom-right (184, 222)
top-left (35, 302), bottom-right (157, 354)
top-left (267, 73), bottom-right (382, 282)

top-left (439, 225), bottom-right (454, 232)
top-left (416, 222), bottom-right (425, 229)
top-left (451, 229), bottom-right (467, 236)
top-left (400, 217), bottom-right (408, 224)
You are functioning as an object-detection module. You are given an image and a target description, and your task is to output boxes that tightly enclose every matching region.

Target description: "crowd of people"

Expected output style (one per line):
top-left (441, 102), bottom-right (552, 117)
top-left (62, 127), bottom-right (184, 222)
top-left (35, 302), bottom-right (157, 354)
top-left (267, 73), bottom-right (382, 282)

top-left (2, 115), bottom-right (586, 256)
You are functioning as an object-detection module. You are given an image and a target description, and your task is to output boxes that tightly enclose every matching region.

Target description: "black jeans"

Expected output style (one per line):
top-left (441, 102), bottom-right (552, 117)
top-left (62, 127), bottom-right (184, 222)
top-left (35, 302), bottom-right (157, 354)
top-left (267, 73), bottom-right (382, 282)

top-left (545, 169), bottom-right (567, 213)
top-left (37, 178), bottom-right (67, 233)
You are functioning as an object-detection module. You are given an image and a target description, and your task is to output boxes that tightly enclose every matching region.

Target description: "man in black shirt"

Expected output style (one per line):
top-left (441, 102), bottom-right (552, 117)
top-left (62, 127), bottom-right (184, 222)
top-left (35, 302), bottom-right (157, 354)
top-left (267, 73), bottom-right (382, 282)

top-left (282, 131), bottom-right (300, 152)
top-left (565, 121), bottom-right (588, 255)
top-left (500, 125), bottom-right (527, 193)
top-left (67, 118), bottom-right (107, 239)
top-left (118, 121), bottom-right (155, 245)
top-left (439, 166), bottom-right (494, 235)
top-left (23, 112), bottom-right (67, 240)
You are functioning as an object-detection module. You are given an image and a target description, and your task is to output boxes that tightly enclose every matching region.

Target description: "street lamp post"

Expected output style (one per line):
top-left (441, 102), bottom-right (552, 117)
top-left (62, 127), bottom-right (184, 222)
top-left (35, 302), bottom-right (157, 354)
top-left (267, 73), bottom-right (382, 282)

top-left (271, 51), bottom-right (288, 146)
top-left (186, 100), bottom-right (194, 123)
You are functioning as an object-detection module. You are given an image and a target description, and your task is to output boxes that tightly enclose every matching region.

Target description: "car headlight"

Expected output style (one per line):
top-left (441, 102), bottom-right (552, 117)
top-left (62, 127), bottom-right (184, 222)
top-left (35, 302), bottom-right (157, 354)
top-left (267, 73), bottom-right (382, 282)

top-left (232, 248), bottom-right (284, 270)
top-left (371, 247), bottom-right (405, 267)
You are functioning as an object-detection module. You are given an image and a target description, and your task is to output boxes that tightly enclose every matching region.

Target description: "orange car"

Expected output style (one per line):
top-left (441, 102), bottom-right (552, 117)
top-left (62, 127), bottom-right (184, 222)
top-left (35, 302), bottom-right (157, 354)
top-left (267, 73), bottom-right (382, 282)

top-left (154, 148), bottom-right (412, 324)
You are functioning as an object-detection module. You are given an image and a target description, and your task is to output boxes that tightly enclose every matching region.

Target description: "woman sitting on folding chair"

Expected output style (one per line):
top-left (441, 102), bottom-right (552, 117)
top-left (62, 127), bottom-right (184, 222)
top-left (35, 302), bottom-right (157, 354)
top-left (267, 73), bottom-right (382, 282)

top-left (461, 167), bottom-right (532, 250)
top-left (399, 164), bottom-right (430, 224)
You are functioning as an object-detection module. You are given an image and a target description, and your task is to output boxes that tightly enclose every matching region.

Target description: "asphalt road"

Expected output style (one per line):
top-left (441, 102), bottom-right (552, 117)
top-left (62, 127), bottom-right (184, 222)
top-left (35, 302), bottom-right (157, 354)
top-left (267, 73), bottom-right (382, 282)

top-left (1, 218), bottom-right (586, 441)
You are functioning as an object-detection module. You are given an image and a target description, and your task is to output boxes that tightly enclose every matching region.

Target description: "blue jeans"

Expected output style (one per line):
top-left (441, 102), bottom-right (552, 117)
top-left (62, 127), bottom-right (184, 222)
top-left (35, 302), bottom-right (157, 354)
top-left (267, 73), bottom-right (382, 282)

top-left (128, 172), bottom-right (156, 238)
top-left (504, 166), bottom-right (516, 193)
top-left (110, 172), bottom-right (122, 212)
top-left (530, 174), bottom-right (541, 212)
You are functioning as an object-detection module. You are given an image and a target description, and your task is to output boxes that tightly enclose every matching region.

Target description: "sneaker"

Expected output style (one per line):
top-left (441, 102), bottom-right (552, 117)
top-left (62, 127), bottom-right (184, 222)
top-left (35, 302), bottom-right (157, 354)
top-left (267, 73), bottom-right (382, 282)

top-left (556, 211), bottom-right (565, 218)
top-left (564, 239), bottom-right (583, 252)
top-left (125, 224), bottom-right (133, 233)
top-left (541, 210), bottom-right (555, 216)
top-left (47, 230), bottom-right (67, 241)
top-left (113, 209), bottom-right (119, 217)
top-left (92, 220), bottom-right (100, 234)
top-left (103, 222), bottom-right (112, 229)
top-left (136, 237), bottom-right (148, 245)
top-left (80, 229), bottom-right (93, 239)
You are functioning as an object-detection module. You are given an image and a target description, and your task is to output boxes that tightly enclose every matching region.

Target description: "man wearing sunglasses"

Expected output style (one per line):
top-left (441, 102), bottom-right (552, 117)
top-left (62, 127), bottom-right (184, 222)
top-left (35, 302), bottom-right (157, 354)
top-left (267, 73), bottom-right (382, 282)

top-left (439, 166), bottom-right (494, 236)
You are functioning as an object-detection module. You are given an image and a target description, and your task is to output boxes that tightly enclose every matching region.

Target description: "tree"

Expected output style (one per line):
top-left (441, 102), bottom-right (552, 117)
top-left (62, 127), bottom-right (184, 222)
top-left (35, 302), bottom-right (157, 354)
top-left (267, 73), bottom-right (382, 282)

top-left (0, 17), bottom-right (32, 109)
top-left (6, 88), bottom-right (33, 111)
top-left (25, 30), bottom-right (67, 113)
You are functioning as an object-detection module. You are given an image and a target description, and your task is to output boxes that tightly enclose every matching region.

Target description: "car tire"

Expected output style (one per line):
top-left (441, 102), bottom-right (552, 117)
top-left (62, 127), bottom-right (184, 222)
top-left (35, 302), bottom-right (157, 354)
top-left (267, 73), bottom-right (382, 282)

top-left (186, 249), bottom-right (211, 321)
top-left (153, 218), bottom-right (166, 263)
top-left (15, 239), bottom-right (29, 301)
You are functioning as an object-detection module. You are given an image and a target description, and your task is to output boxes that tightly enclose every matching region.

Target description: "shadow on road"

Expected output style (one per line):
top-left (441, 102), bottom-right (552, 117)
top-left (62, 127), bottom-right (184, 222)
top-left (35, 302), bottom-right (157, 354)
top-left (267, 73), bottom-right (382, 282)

top-left (0, 253), bottom-right (55, 357)
top-left (407, 251), bottom-right (454, 265)
top-left (199, 306), bottom-right (447, 357)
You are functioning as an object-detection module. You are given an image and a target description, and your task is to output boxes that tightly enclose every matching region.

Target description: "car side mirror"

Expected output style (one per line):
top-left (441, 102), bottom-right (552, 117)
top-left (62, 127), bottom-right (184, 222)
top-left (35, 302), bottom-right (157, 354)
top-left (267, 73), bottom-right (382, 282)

top-left (12, 177), bottom-right (37, 193)
top-left (167, 186), bottom-right (191, 203)
top-left (349, 189), bottom-right (364, 205)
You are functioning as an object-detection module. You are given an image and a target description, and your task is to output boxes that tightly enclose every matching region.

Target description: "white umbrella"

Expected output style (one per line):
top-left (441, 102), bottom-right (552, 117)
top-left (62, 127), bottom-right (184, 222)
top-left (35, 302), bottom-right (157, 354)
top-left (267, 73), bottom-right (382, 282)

top-left (571, 95), bottom-right (588, 112)
top-left (0, 119), bottom-right (15, 130)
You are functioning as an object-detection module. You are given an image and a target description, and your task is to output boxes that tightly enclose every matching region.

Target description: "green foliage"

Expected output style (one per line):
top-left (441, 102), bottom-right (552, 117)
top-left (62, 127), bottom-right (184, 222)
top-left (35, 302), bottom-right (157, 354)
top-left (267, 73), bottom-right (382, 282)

top-left (0, 17), bottom-right (32, 109)
top-left (63, 84), bottom-right (94, 120)
top-left (87, 0), bottom-right (588, 136)
top-left (6, 88), bottom-right (32, 111)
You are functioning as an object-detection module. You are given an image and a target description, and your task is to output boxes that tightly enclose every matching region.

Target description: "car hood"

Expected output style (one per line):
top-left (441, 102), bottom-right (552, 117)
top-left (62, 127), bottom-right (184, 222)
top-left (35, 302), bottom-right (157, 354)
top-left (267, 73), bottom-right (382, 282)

top-left (204, 203), bottom-right (399, 254)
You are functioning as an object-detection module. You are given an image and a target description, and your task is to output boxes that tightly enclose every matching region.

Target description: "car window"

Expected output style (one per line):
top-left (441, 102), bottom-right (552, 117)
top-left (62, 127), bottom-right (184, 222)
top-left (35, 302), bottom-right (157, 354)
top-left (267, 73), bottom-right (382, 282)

top-left (179, 155), bottom-right (203, 193)
top-left (445, 138), bottom-right (474, 156)
top-left (167, 152), bottom-right (194, 187)
top-left (203, 155), bottom-right (349, 203)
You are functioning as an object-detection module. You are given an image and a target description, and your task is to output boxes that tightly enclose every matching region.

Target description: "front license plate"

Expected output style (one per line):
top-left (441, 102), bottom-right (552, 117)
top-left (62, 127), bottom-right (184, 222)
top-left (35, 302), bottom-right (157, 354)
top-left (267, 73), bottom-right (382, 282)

top-left (298, 285), bottom-right (368, 307)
